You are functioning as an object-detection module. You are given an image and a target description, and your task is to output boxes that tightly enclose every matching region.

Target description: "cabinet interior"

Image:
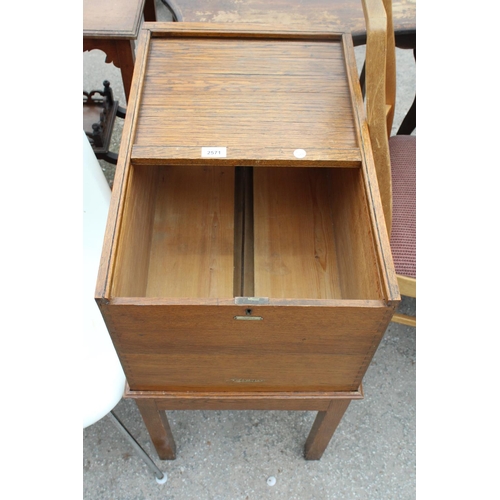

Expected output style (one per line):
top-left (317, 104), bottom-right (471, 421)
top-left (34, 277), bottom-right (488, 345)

top-left (111, 164), bottom-right (383, 300)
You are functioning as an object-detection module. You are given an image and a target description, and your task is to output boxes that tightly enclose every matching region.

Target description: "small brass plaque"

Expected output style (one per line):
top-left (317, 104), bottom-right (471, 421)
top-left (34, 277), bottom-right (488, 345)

top-left (235, 297), bottom-right (269, 305)
top-left (230, 378), bottom-right (265, 383)
top-left (234, 316), bottom-right (263, 321)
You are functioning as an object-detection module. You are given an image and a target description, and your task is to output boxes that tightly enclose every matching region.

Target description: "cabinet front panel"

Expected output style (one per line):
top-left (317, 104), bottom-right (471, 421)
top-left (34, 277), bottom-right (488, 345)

top-left (100, 302), bottom-right (394, 391)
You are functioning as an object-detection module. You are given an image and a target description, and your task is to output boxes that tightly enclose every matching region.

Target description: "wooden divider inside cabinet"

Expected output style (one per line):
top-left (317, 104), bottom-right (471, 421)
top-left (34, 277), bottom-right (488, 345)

top-left (96, 23), bottom-right (400, 460)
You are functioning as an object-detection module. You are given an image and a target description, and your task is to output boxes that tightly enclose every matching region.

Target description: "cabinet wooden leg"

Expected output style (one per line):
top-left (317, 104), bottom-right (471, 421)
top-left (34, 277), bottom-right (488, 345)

top-left (135, 399), bottom-right (177, 460)
top-left (304, 399), bottom-right (351, 460)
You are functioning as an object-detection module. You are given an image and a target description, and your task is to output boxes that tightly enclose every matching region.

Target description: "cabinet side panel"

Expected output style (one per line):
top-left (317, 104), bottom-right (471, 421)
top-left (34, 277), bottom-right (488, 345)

top-left (111, 165), bottom-right (158, 297)
top-left (329, 168), bottom-right (384, 299)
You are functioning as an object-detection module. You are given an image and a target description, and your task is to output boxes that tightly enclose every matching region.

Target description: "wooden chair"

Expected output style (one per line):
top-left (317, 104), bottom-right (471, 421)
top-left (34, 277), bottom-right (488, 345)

top-left (362, 0), bottom-right (416, 327)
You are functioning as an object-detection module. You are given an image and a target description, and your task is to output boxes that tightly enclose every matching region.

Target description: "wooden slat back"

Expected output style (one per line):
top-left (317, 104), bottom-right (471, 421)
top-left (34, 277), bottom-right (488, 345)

top-left (361, 0), bottom-right (396, 234)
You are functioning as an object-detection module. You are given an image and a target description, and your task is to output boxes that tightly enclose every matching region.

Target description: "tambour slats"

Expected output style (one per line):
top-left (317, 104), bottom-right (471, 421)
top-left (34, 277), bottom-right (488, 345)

top-left (132, 36), bottom-right (359, 165)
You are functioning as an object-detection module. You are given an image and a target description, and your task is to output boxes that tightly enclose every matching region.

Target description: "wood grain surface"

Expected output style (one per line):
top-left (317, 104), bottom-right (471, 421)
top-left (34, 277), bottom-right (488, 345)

top-left (99, 301), bottom-right (394, 392)
top-left (166, 0), bottom-right (416, 41)
top-left (125, 384), bottom-right (364, 408)
top-left (83, 0), bottom-right (146, 38)
top-left (94, 24), bottom-right (400, 396)
top-left (253, 167), bottom-right (382, 300)
top-left (146, 166), bottom-right (235, 298)
top-left (132, 34), bottom-right (359, 166)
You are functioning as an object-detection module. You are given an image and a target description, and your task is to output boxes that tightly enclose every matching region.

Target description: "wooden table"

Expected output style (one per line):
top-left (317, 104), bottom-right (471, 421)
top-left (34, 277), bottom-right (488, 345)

top-left (96, 22), bottom-right (400, 460)
top-left (83, 0), bottom-right (157, 102)
top-left (167, 0), bottom-right (416, 45)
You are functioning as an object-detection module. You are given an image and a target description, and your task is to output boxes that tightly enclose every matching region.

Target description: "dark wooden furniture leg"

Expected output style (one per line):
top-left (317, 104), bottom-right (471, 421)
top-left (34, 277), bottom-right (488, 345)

top-left (135, 399), bottom-right (177, 460)
top-left (115, 40), bottom-right (136, 103)
top-left (83, 39), bottom-right (136, 103)
top-left (396, 47), bottom-right (416, 135)
top-left (143, 0), bottom-right (157, 21)
top-left (304, 399), bottom-right (352, 460)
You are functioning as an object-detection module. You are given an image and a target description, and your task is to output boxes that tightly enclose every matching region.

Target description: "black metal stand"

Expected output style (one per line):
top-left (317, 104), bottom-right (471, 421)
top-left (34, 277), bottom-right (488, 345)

top-left (83, 80), bottom-right (126, 165)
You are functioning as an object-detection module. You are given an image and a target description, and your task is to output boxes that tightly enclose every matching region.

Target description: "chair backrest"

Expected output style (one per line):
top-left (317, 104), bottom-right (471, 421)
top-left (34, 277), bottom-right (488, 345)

top-left (361, 0), bottom-right (396, 234)
top-left (83, 131), bottom-right (126, 428)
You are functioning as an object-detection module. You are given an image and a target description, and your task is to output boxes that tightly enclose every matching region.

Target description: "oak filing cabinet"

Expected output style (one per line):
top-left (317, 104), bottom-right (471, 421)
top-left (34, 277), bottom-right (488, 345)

top-left (95, 23), bottom-right (400, 460)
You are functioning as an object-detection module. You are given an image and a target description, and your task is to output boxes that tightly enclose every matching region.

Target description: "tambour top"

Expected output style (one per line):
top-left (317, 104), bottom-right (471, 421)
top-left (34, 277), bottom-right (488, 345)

top-left (130, 26), bottom-right (363, 167)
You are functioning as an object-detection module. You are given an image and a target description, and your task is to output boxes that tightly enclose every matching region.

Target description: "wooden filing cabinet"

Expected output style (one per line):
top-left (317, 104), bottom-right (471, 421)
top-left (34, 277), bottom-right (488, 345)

top-left (95, 22), bottom-right (400, 459)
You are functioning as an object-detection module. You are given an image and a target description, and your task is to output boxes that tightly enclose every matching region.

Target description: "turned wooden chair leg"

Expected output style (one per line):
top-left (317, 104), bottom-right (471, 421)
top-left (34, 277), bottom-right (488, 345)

top-left (135, 399), bottom-right (177, 460)
top-left (304, 399), bottom-right (351, 460)
top-left (114, 40), bottom-right (136, 103)
top-left (143, 0), bottom-right (157, 22)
